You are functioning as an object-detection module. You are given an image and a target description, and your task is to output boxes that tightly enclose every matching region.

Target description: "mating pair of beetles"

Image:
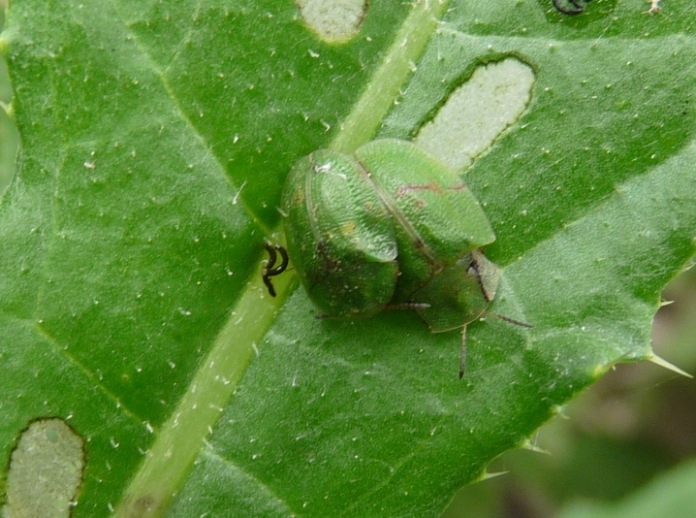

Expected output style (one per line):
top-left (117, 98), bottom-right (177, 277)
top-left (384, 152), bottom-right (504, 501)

top-left (266, 139), bottom-right (531, 377)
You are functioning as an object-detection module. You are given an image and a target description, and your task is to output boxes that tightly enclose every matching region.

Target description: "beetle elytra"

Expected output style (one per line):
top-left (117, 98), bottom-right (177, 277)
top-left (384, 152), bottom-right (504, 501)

top-left (278, 139), bottom-right (530, 376)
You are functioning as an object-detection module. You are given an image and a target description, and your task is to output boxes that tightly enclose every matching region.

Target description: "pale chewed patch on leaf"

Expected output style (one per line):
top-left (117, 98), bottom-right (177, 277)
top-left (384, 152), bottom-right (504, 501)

top-left (416, 58), bottom-right (536, 171)
top-left (3, 418), bottom-right (86, 518)
top-left (295, 0), bottom-right (367, 43)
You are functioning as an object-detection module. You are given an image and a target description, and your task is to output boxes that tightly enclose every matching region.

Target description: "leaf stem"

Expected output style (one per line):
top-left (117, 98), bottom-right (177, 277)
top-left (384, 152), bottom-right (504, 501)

top-left (113, 272), bottom-right (295, 518)
top-left (331, 0), bottom-right (450, 153)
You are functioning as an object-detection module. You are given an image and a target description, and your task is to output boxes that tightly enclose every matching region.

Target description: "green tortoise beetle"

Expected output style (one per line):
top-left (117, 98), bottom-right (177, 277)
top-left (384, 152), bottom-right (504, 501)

top-left (276, 139), bottom-right (531, 377)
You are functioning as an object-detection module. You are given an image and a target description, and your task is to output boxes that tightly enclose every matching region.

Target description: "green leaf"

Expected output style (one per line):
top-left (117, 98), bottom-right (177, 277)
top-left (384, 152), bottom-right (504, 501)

top-left (1, 1), bottom-right (695, 517)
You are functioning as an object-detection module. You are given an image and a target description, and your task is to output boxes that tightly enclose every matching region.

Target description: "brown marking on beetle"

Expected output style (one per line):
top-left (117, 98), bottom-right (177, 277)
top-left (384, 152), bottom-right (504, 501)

top-left (395, 182), bottom-right (466, 197)
top-left (395, 183), bottom-right (442, 196)
top-left (314, 240), bottom-right (341, 274)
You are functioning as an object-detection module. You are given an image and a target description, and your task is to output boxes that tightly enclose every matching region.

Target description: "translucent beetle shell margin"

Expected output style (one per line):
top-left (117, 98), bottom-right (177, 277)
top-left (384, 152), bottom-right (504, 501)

top-left (280, 139), bottom-right (516, 376)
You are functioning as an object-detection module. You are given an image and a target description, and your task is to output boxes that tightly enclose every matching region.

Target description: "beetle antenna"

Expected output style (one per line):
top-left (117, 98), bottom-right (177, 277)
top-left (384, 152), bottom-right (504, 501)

top-left (485, 311), bottom-right (533, 328)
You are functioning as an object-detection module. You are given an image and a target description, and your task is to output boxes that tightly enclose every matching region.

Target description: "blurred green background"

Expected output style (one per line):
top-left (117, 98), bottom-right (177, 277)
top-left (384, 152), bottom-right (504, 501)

top-left (1, 3), bottom-right (694, 516)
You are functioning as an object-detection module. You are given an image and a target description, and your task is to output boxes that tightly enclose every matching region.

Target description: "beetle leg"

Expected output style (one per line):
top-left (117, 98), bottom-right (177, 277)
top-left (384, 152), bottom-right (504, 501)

top-left (485, 311), bottom-right (533, 329)
top-left (459, 325), bottom-right (468, 379)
